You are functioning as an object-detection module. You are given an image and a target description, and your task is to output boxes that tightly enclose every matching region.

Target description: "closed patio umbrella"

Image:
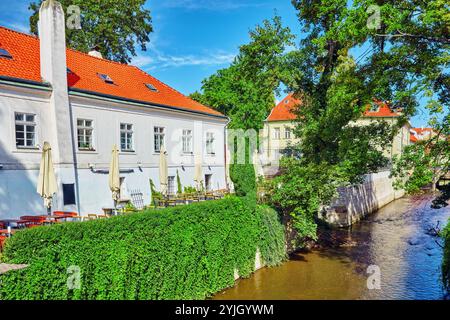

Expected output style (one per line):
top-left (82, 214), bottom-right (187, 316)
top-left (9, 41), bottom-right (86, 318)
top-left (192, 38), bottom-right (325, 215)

top-left (159, 145), bottom-right (168, 197)
top-left (194, 153), bottom-right (204, 192)
top-left (37, 141), bottom-right (57, 215)
top-left (109, 145), bottom-right (120, 214)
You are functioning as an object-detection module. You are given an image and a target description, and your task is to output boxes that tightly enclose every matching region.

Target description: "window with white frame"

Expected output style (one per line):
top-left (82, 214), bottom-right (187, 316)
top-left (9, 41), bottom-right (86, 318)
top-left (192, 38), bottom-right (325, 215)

top-left (15, 113), bottom-right (36, 148)
top-left (285, 127), bottom-right (291, 140)
top-left (206, 132), bottom-right (215, 155)
top-left (168, 176), bottom-right (175, 195)
top-left (182, 129), bottom-right (193, 153)
top-left (273, 127), bottom-right (281, 140)
top-left (77, 119), bottom-right (94, 150)
top-left (154, 126), bottom-right (165, 153)
top-left (120, 123), bottom-right (134, 152)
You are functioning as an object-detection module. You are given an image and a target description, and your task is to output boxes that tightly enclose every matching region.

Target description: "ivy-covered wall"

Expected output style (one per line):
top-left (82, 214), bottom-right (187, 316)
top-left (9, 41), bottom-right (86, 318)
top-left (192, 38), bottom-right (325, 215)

top-left (0, 197), bottom-right (285, 300)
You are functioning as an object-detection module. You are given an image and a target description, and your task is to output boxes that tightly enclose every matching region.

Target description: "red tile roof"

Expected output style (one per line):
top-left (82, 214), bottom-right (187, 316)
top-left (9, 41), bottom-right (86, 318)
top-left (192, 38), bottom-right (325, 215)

top-left (267, 93), bottom-right (301, 122)
top-left (0, 26), bottom-right (223, 118)
top-left (267, 94), bottom-right (400, 122)
top-left (411, 128), bottom-right (434, 135)
top-left (363, 100), bottom-right (400, 118)
top-left (410, 134), bottom-right (418, 143)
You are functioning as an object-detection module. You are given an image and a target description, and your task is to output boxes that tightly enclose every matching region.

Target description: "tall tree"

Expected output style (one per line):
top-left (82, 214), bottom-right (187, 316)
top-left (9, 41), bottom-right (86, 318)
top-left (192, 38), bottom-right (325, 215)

top-left (191, 16), bottom-right (294, 131)
top-left (268, 0), bottom-right (449, 240)
top-left (29, 0), bottom-right (153, 63)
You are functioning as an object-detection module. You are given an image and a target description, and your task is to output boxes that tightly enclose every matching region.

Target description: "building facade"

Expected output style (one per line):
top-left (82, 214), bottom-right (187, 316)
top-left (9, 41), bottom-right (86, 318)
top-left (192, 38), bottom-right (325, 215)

top-left (261, 93), bottom-right (411, 175)
top-left (0, 1), bottom-right (228, 218)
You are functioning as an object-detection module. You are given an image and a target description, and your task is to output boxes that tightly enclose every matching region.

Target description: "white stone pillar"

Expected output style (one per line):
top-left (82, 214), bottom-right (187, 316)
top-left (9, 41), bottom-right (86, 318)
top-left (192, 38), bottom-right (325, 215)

top-left (38, 0), bottom-right (74, 165)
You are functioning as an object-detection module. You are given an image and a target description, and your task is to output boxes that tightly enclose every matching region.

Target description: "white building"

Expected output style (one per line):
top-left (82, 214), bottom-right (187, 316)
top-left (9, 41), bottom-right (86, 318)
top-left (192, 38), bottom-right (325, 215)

top-left (0, 1), bottom-right (228, 218)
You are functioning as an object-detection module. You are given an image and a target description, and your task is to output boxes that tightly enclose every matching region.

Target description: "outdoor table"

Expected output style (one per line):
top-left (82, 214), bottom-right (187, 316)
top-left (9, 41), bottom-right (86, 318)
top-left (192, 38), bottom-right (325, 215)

top-left (0, 219), bottom-right (19, 228)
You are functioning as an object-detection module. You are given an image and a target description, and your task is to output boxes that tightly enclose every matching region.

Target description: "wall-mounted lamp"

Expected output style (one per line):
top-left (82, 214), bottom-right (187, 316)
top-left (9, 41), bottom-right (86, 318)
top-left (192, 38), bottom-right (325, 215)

top-left (88, 163), bottom-right (95, 171)
top-left (208, 166), bottom-right (212, 171)
top-left (137, 162), bottom-right (143, 172)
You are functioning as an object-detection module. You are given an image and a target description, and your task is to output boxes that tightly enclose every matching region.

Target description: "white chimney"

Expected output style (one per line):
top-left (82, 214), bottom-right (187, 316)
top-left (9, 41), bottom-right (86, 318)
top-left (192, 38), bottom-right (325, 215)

top-left (38, 0), bottom-right (74, 165)
top-left (88, 46), bottom-right (103, 59)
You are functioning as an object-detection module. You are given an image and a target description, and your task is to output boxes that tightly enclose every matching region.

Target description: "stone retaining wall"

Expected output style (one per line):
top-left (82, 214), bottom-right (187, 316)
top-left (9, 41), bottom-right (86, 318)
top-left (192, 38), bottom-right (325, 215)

top-left (320, 171), bottom-right (405, 227)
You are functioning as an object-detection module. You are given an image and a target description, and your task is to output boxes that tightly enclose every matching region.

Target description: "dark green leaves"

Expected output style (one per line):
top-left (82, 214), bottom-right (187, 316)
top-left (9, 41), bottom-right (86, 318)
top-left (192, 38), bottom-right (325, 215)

top-left (29, 0), bottom-right (152, 63)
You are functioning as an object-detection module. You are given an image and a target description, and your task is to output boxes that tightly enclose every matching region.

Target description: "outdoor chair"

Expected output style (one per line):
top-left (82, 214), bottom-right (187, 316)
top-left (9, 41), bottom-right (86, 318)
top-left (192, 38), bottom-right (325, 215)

top-left (0, 222), bottom-right (5, 230)
top-left (87, 214), bottom-right (98, 220)
top-left (0, 235), bottom-right (7, 251)
top-left (18, 216), bottom-right (46, 228)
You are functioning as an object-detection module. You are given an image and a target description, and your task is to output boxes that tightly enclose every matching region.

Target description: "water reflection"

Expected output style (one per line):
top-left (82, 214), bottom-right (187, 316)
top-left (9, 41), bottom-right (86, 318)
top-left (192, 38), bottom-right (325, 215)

top-left (214, 194), bottom-right (449, 300)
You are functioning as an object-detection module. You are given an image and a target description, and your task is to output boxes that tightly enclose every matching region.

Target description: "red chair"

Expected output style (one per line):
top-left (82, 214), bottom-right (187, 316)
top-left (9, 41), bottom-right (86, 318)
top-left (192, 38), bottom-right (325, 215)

top-left (54, 211), bottom-right (78, 217)
top-left (0, 235), bottom-right (7, 251)
top-left (19, 215), bottom-right (46, 228)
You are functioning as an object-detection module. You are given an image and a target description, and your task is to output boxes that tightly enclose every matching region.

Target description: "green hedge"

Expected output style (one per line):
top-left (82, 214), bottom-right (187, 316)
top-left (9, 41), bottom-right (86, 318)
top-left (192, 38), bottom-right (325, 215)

top-left (443, 220), bottom-right (450, 292)
top-left (257, 206), bottom-right (286, 266)
top-left (0, 197), bottom-right (285, 300)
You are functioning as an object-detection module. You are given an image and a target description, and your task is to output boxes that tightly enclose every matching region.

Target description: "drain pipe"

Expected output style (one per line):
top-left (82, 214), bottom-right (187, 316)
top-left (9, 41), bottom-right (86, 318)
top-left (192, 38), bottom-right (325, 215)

top-left (224, 116), bottom-right (231, 191)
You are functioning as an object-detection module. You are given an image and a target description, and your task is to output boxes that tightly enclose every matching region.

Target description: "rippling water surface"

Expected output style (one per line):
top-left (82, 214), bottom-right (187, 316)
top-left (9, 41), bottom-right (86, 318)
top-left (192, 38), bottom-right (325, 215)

top-left (214, 194), bottom-right (450, 300)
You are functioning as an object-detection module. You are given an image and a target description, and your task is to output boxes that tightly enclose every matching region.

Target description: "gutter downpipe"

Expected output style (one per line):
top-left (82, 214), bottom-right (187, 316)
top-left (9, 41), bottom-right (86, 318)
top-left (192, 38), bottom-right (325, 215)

top-left (224, 116), bottom-right (231, 191)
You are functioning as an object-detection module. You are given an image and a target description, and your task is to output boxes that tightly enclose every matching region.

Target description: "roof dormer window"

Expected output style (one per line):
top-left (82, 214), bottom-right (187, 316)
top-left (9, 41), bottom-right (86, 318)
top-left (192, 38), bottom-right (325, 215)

top-left (145, 83), bottom-right (158, 92)
top-left (98, 73), bottom-right (114, 84)
top-left (0, 48), bottom-right (12, 59)
top-left (369, 102), bottom-right (379, 112)
top-left (285, 99), bottom-right (289, 104)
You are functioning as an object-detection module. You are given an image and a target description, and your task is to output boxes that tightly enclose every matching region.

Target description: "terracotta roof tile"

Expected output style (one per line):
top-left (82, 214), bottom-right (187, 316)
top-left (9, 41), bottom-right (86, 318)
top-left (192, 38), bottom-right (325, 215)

top-left (267, 93), bottom-right (301, 122)
top-left (268, 94), bottom-right (400, 122)
top-left (0, 26), bottom-right (223, 118)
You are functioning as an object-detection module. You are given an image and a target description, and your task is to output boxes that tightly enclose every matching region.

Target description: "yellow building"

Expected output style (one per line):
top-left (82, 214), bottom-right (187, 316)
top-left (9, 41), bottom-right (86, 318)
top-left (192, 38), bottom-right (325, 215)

top-left (261, 94), bottom-right (411, 175)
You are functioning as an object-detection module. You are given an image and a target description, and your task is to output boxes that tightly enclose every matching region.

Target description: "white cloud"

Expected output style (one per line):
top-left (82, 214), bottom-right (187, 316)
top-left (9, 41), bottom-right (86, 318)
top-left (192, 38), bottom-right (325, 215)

top-left (133, 50), bottom-right (235, 70)
top-left (6, 23), bottom-right (30, 34)
top-left (131, 55), bottom-right (154, 68)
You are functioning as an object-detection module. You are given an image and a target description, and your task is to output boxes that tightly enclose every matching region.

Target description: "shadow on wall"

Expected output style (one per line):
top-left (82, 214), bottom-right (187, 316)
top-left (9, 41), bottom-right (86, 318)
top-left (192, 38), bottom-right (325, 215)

top-left (0, 108), bottom-right (45, 219)
top-left (322, 174), bottom-right (379, 227)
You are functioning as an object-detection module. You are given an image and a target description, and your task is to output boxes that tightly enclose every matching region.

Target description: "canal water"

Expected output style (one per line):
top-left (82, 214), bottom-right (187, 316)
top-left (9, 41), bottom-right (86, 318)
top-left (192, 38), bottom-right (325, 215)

top-left (214, 194), bottom-right (450, 300)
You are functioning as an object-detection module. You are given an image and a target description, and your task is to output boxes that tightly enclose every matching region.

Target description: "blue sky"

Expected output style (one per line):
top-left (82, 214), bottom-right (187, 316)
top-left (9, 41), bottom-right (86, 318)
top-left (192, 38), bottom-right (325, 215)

top-left (1, 0), bottom-right (432, 127)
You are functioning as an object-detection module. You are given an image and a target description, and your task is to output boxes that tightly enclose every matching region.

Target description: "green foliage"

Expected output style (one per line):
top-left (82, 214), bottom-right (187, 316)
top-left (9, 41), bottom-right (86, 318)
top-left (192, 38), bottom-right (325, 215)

top-left (190, 16), bottom-right (294, 131)
top-left (230, 164), bottom-right (256, 199)
top-left (176, 170), bottom-right (183, 195)
top-left (29, 0), bottom-right (153, 63)
top-left (123, 202), bottom-right (136, 213)
top-left (443, 220), bottom-right (450, 291)
top-left (392, 114), bottom-right (449, 199)
top-left (0, 197), bottom-right (285, 300)
top-left (257, 206), bottom-right (286, 266)
top-left (149, 179), bottom-right (162, 205)
top-left (265, 158), bottom-right (346, 241)
top-left (183, 186), bottom-right (197, 194)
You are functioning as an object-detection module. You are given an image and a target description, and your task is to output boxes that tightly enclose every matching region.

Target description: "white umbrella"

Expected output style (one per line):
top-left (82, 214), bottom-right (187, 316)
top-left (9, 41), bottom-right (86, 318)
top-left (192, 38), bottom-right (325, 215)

top-left (37, 141), bottom-right (58, 215)
top-left (109, 145), bottom-right (120, 213)
top-left (194, 153), bottom-right (204, 192)
top-left (159, 145), bottom-right (168, 196)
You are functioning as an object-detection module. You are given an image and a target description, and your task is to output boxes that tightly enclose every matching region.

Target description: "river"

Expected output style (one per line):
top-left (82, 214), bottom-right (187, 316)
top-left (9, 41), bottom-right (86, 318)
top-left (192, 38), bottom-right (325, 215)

top-left (214, 194), bottom-right (450, 300)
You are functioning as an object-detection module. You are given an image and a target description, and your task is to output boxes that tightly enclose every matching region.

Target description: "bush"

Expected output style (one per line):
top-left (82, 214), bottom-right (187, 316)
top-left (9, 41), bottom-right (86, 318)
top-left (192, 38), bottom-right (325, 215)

top-left (230, 164), bottom-right (256, 198)
top-left (443, 220), bottom-right (450, 292)
top-left (0, 197), bottom-right (285, 300)
top-left (257, 206), bottom-right (286, 266)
